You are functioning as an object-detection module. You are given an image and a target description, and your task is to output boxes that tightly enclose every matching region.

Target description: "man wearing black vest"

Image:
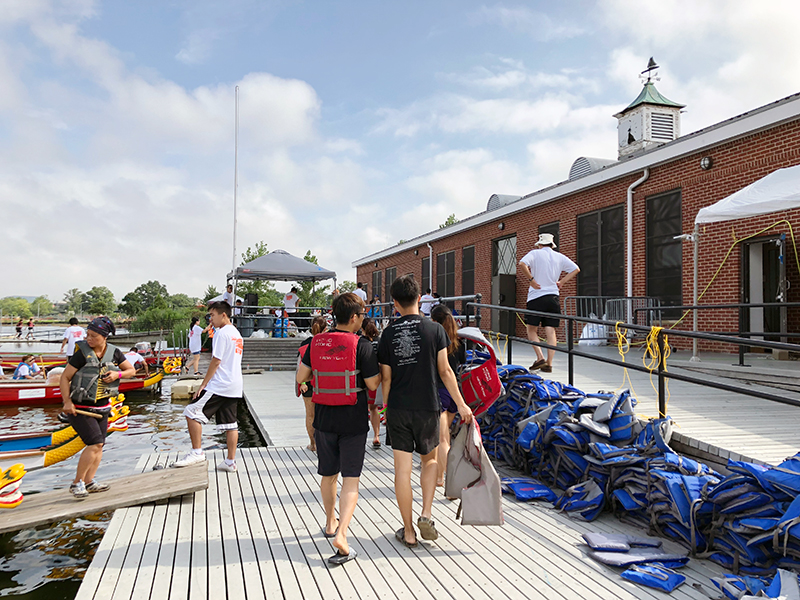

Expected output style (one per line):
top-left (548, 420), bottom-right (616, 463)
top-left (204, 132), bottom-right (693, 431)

top-left (296, 292), bottom-right (380, 565)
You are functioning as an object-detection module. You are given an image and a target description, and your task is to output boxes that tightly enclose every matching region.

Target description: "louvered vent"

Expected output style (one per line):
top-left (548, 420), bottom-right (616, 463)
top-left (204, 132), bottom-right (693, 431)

top-left (651, 113), bottom-right (675, 141)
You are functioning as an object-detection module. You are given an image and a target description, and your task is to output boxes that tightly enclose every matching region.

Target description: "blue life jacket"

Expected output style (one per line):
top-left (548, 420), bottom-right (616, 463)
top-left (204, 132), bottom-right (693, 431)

top-left (12, 361), bottom-right (33, 380)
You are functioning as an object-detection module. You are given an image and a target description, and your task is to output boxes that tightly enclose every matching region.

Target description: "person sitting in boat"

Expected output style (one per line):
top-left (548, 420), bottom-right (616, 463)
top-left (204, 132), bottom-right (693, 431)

top-left (59, 316), bottom-right (136, 499)
top-left (12, 355), bottom-right (43, 380)
top-left (124, 347), bottom-right (149, 377)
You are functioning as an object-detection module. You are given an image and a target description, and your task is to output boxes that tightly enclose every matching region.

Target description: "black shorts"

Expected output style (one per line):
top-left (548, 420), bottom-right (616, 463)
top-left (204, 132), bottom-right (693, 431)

top-left (525, 295), bottom-right (561, 328)
top-left (69, 411), bottom-right (109, 446)
top-left (183, 390), bottom-right (239, 431)
top-left (315, 430), bottom-right (367, 478)
top-left (386, 408), bottom-right (439, 455)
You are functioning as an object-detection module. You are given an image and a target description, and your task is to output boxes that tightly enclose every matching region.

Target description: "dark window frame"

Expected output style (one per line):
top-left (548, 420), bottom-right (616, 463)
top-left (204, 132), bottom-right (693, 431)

top-left (646, 189), bottom-right (683, 314)
top-left (576, 204), bottom-right (625, 298)
top-left (436, 250), bottom-right (456, 306)
top-left (384, 267), bottom-right (397, 305)
top-left (462, 245), bottom-right (475, 315)
top-left (421, 256), bottom-right (431, 295)
top-left (372, 271), bottom-right (382, 302)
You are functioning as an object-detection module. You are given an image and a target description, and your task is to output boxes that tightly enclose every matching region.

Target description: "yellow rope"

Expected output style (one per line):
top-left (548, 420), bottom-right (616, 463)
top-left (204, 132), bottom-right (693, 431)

top-left (642, 326), bottom-right (671, 417)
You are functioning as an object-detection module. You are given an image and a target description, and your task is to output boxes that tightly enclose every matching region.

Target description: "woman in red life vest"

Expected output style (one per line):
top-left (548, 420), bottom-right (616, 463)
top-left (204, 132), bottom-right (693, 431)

top-left (296, 293), bottom-right (380, 565)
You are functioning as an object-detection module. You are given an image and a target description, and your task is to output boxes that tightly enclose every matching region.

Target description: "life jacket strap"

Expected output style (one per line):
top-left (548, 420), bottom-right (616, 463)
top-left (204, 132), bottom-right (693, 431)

top-left (312, 369), bottom-right (363, 395)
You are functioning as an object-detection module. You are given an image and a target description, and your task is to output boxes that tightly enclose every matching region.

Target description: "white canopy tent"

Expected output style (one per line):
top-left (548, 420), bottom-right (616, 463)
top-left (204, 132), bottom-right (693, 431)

top-left (686, 165), bottom-right (800, 359)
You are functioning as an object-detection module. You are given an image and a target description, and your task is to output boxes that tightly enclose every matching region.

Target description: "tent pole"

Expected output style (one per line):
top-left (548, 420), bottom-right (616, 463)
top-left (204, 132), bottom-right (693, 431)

top-left (690, 222), bottom-right (700, 362)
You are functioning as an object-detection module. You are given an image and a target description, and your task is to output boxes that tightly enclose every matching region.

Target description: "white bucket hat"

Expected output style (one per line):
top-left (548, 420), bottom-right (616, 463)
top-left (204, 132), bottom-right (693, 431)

top-left (536, 233), bottom-right (557, 248)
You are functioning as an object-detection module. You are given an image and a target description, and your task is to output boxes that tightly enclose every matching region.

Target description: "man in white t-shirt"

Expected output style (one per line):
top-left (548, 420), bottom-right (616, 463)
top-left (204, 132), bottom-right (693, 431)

top-left (174, 301), bottom-right (243, 472)
top-left (60, 318), bottom-right (87, 357)
top-left (419, 288), bottom-right (435, 317)
top-left (354, 282), bottom-right (368, 302)
top-left (518, 233), bottom-right (580, 373)
top-left (222, 284), bottom-right (234, 305)
top-left (283, 287), bottom-right (300, 314)
top-left (124, 347), bottom-right (149, 376)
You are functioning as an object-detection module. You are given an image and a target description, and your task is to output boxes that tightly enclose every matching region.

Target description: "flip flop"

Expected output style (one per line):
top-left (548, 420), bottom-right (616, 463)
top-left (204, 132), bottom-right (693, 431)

top-left (372, 440), bottom-right (381, 448)
top-left (327, 548), bottom-right (357, 565)
top-left (395, 527), bottom-right (418, 548)
top-left (417, 516), bottom-right (439, 541)
top-left (322, 526), bottom-right (338, 539)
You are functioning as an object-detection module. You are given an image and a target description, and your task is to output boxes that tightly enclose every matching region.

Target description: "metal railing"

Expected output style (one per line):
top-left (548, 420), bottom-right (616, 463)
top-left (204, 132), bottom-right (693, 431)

top-left (468, 301), bottom-right (800, 418)
top-left (564, 296), bottom-right (662, 340)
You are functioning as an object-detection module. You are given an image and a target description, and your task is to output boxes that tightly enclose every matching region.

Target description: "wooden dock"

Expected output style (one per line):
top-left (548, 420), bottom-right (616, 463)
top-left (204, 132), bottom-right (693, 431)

top-left (76, 447), bottom-right (725, 600)
top-left (0, 461), bottom-right (207, 535)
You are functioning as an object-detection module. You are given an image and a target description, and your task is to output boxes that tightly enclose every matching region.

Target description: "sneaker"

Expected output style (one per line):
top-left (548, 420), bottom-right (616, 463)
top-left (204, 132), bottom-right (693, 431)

top-left (86, 480), bottom-right (110, 493)
top-left (173, 452), bottom-right (206, 468)
top-left (217, 460), bottom-right (237, 473)
top-left (70, 481), bottom-right (88, 499)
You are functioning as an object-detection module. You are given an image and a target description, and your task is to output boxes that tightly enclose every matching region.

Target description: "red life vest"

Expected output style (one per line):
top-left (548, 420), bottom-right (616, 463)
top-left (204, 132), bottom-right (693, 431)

top-left (310, 331), bottom-right (362, 406)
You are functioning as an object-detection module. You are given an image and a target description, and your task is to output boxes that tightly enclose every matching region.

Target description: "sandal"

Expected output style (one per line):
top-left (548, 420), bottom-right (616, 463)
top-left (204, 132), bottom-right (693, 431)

top-left (322, 526), bottom-right (338, 539)
top-left (328, 548), bottom-right (357, 565)
top-left (372, 440), bottom-right (381, 448)
top-left (417, 516), bottom-right (439, 541)
top-left (395, 527), bottom-right (418, 548)
top-left (530, 359), bottom-right (546, 371)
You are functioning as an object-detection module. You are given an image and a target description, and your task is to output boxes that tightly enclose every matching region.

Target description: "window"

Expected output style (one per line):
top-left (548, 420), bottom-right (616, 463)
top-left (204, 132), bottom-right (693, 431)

top-left (372, 271), bottom-right (382, 302)
top-left (538, 222), bottom-right (560, 250)
top-left (646, 189), bottom-right (682, 313)
top-left (421, 257), bottom-right (430, 294)
top-left (577, 205), bottom-right (624, 298)
top-left (462, 246), bottom-right (475, 315)
top-left (384, 267), bottom-right (396, 304)
top-left (436, 251), bottom-right (455, 305)
top-left (492, 236), bottom-right (517, 276)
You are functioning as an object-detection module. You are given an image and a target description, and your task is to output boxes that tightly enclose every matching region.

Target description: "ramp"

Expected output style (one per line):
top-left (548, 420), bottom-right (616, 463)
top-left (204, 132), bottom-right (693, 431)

top-left (0, 461), bottom-right (207, 534)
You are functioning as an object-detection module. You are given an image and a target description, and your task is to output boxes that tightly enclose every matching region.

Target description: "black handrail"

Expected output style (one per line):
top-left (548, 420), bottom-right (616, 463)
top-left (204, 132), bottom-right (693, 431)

top-left (467, 301), bottom-right (800, 418)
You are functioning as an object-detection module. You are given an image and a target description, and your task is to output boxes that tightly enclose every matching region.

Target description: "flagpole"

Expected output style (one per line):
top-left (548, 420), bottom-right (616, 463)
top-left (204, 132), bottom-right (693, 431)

top-left (232, 85), bottom-right (239, 295)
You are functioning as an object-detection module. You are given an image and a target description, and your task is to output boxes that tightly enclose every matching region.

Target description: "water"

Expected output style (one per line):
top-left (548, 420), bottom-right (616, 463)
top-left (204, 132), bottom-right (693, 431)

top-left (0, 378), bottom-right (264, 599)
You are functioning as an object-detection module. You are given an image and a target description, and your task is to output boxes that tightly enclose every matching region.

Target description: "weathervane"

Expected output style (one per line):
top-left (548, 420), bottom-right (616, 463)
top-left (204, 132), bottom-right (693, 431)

top-left (640, 57), bottom-right (660, 83)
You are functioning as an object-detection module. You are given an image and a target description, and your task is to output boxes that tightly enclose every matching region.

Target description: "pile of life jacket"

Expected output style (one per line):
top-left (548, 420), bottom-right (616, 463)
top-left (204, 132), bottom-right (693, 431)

top-left (480, 363), bottom-right (800, 586)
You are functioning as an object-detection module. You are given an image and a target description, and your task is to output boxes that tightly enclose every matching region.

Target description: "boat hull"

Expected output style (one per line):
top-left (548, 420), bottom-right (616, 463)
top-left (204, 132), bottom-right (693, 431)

top-left (0, 371), bottom-right (164, 406)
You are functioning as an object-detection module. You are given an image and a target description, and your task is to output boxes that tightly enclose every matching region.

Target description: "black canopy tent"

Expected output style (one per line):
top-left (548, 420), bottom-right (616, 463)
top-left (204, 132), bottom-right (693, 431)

top-left (229, 249), bottom-right (337, 283)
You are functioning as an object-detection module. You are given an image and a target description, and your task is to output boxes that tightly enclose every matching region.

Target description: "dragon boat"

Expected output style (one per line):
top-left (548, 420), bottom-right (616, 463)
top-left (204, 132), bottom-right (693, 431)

top-left (0, 370), bottom-right (164, 406)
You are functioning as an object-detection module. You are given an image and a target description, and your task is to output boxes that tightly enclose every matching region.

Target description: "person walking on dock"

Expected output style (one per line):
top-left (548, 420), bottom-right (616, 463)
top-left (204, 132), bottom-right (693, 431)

top-left (296, 315), bottom-right (329, 453)
top-left (59, 317), bottom-right (136, 499)
top-left (25, 318), bottom-right (34, 340)
top-left (60, 318), bottom-right (86, 357)
top-left (518, 233), bottom-right (580, 373)
top-left (378, 275), bottom-right (472, 548)
top-left (185, 316), bottom-right (203, 376)
top-left (15, 319), bottom-right (23, 339)
top-left (296, 293), bottom-right (380, 565)
top-left (360, 318), bottom-right (384, 448)
top-left (174, 301), bottom-right (243, 472)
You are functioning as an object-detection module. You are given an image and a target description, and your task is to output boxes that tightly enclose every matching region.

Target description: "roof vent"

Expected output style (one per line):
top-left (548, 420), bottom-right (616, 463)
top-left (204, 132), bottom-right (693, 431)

top-left (487, 194), bottom-right (522, 211)
top-left (568, 157), bottom-right (617, 181)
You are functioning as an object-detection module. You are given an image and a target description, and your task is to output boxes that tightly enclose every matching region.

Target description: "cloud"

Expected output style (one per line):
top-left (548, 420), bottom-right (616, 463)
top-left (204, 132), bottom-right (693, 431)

top-left (175, 28), bottom-right (219, 64)
top-left (471, 5), bottom-right (584, 40)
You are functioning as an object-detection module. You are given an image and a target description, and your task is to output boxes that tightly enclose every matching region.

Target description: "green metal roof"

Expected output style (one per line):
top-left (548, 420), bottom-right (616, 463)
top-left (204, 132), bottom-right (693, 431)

top-left (620, 81), bottom-right (685, 114)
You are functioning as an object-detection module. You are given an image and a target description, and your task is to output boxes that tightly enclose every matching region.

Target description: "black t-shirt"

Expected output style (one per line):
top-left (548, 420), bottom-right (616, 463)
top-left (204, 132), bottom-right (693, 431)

top-left (438, 341), bottom-right (467, 387)
top-left (68, 344), bottom-right (127, 370)
top-left (377, 315), bottom-right (449, 412)
top-left (301, 332), bottom-right (379, 434)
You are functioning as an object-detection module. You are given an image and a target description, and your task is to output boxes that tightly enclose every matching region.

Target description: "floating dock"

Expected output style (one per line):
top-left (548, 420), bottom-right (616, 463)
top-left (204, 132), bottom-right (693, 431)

top-left (0, 460), bottom-right (207, 535)
top-left (76, 447), bottom-right (724, 600)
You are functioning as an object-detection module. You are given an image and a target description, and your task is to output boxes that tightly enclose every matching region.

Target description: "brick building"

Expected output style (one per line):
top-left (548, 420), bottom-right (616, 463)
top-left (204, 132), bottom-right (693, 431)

top-left (353, 74), bottom-right (800, 352)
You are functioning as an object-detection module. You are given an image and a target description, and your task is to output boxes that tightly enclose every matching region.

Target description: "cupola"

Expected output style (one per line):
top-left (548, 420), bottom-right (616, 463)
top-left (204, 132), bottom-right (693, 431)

top-left (614, 58), bottom-right (685, 159)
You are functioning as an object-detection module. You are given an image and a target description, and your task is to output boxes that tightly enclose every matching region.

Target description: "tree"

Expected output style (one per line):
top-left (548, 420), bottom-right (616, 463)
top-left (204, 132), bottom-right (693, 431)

top-left (63, 288), bottom-right (85, 314)
top-left (236, 242), bottom-right (283, 307)
top-left (439, 213), bottom-right (459, 229)
top-left (30, 296), bottom-right (54, 316)
top-left (0, 297), bottom-right (32, 319)
top-left (169, 293), bottom-right (197, 309)
top-left (84, 286), bottom-right (116, 315)
top-left (339, 281), bottom-right (357, 294)
top-left (119, 280), bottom-right (169, 316)
top-left (202, 285), bottom-right (220, 304)
top-left (295, 250), bottom-right (331, 308)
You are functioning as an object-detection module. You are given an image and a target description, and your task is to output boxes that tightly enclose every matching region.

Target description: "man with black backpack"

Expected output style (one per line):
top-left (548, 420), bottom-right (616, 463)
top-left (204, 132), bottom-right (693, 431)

top-left (296, 292), bottom-right (380, 565)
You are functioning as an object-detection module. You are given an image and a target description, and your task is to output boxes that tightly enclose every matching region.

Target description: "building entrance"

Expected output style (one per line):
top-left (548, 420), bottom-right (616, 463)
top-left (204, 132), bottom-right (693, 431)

top-left (492, 235), bottom-right (517, 336)
top-left (742, 236), bottom-right (788, 346)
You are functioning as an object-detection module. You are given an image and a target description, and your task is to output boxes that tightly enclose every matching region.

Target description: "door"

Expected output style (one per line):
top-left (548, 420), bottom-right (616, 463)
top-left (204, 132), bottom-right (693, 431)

top-left (742, 236), bottom-right (787, 346)
top-left (491, 236), bottom-right (517, 335)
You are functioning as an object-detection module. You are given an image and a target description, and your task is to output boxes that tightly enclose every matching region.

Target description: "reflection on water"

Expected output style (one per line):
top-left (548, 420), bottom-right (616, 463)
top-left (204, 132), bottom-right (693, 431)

top-left (0, 378), bottom-right (264, 599)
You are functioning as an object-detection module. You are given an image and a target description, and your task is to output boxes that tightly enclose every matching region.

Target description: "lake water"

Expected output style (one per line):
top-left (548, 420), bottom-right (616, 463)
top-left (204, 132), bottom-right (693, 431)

top-left (0, 378), bottom-right (264, 599)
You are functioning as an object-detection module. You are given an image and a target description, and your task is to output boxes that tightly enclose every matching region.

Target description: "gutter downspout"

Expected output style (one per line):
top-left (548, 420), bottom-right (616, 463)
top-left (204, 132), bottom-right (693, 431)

top-left (426, 243), bottom-right (433, 289)
top-left (627, 168), bottom-right (649, 323)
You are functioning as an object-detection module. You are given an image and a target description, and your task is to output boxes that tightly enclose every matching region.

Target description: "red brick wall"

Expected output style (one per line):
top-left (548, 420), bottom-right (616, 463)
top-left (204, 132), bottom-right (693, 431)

top-left (357, 119), bottom-right (800, 353)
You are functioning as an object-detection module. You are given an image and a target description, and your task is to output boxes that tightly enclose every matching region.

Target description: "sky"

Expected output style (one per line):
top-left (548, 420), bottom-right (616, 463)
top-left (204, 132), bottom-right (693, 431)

top-left (2, 0), bottom-right (800, 302)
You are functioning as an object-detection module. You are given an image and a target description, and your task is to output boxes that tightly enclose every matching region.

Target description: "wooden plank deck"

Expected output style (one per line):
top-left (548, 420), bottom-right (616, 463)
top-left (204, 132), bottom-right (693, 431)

top-left (77, 447), bottom-right (726, 599)
top-left (0, 458), bottom-right (207, 534)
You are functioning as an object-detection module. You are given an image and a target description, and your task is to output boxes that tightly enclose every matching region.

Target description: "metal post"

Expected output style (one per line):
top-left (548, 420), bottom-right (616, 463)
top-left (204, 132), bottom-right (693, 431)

top-left (475, 294), bottom-right (482, 330)
top-left (657, 330), bottom-right (666, 417)
top-left (506, 309), bottom-right (513, 366)
top-left (567, 316), bottom-right (574, 386)
top-left (690, 222), bottom-right (701, 362)
top-left (232, 85), bottom-right (239, 274)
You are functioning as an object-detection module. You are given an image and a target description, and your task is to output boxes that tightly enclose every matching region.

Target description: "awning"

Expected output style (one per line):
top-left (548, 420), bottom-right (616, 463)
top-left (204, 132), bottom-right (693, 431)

top-left (695, 165), bottom-right (800, 224)
top-left (229, 249), bottom-right (336, 282)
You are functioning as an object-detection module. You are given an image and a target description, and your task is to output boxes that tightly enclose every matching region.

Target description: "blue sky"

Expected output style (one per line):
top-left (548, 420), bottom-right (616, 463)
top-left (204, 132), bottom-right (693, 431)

top-left (2, 0), bottom-right (799, 301)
